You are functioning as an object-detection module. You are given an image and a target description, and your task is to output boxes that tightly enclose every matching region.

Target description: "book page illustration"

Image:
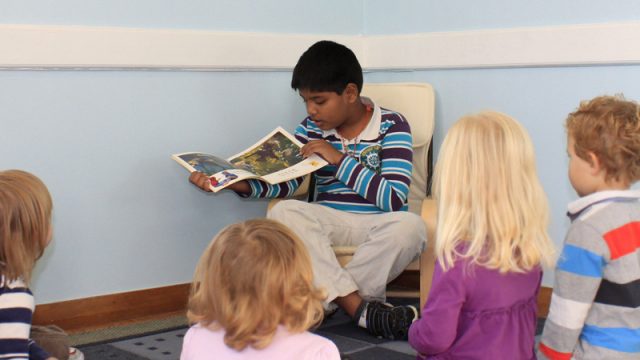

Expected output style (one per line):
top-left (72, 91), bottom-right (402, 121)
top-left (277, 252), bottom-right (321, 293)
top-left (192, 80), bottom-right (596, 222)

top-left (175, 153), bottom-right (235, 177)
top-left (229, 131), bottom-right (304, 176)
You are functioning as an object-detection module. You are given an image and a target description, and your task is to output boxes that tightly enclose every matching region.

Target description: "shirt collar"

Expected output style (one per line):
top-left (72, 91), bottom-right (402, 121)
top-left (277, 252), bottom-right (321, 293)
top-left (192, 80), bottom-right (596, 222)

top-left (323, 97), bottom-right (381, 141)
top-left (567, 189), bottom-right (640, 220)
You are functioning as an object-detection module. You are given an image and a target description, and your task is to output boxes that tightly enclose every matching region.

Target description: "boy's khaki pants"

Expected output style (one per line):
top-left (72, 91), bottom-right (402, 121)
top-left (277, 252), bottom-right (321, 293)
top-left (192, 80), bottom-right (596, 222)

top-left (268, 200), bottom-right (426, 305)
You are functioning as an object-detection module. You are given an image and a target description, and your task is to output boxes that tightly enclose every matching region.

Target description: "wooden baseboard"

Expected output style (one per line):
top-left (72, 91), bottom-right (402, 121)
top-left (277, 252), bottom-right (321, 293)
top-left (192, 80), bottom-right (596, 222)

top-left (33, 281), bottom-right (553, 334)
top-left (537, 286), bottom-right (552, 318)
top-left (33, 283), bottom-right (191, 333)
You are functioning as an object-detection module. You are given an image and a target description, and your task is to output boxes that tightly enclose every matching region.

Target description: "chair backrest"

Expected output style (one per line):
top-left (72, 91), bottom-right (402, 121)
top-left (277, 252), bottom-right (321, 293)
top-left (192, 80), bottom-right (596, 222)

top-left (361, 83), bottom-right (435, 214)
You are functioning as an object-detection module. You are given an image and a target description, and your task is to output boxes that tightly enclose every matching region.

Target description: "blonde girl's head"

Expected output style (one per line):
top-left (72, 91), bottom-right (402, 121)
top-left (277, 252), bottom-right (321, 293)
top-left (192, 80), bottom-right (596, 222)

top-left (187, 218), bottom-right (325, 351)
top-left (433, 111), bottom-right (555, 273)
top-left (0, 170), bottom-right (53, 284)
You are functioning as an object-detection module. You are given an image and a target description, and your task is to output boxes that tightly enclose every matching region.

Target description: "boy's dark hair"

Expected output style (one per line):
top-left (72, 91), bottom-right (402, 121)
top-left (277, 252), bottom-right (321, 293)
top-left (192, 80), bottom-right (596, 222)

top-left (291, 40), bottom-right (363, 94)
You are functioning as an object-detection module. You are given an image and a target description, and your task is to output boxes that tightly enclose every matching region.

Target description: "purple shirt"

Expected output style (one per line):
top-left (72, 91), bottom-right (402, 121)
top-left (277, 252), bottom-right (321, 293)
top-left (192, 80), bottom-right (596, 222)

top-left (409, 256), bottom-right (542, 360)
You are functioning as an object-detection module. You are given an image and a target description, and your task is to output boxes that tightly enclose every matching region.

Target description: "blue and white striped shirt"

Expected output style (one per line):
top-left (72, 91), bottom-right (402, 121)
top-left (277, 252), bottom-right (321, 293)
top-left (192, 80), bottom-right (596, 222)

top-left (0, 278), bottom-right (49, 360)
top-left (247, 98), bottom-right (413, 214)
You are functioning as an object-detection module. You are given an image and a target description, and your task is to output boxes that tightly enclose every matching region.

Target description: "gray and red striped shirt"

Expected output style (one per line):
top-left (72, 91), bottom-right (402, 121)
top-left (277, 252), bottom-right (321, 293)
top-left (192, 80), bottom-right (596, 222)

top-left (539, 190), bottom-right (640, 360)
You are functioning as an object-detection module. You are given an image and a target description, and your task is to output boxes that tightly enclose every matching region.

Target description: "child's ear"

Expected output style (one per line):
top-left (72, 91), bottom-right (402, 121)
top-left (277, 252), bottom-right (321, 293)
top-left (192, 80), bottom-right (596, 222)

top-left (587, 151), bottom-right (603, 176)
top-left (343, 83), bottom-right (359, 103)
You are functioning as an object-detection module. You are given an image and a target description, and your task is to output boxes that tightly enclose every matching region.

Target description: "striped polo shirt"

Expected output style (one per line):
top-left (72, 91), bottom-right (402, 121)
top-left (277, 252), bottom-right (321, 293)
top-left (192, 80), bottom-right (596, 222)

top-left (539, 190), bottom-right (640, 360)
top-left (246, 97), bottom-right (413, 213)
top-left (0, 277), bottom-right (48, 359)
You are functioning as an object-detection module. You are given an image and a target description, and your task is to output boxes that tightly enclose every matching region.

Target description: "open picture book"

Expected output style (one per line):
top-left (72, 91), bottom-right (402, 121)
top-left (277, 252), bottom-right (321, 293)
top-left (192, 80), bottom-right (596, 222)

top-left (172, 127), bottom-right (327, 192)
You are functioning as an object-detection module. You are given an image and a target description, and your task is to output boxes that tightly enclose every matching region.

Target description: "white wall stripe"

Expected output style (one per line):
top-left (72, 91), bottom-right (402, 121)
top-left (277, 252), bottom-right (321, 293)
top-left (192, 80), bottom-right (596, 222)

top-left (0, 24), bottom-right (358, 71)
top-left (366, 22), bottom-right (640, 70)
top-left (1, 22), bottom-right (640, 71)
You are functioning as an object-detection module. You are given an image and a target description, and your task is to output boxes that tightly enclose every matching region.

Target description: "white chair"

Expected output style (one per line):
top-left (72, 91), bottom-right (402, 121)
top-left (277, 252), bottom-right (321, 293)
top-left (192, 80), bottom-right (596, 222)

top-left (270, 83), bottom-right (437, 308)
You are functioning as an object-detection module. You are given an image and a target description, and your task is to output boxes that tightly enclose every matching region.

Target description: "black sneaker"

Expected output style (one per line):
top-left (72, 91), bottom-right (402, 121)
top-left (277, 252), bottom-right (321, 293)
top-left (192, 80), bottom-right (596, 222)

top-left (365, 301), bottom-right (418, 340)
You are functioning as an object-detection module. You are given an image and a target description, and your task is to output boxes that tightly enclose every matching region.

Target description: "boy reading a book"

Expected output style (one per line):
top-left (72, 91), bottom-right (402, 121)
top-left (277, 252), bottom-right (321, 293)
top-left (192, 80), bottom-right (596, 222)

top-left (189, 40), bottom-right (426, 340)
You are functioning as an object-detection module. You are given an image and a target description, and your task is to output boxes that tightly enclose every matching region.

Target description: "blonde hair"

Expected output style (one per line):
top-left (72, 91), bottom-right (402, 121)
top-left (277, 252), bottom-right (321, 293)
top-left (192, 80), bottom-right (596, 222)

top-left (187, 218), bottom-right (325, 351)
top-left (434, 111), bottom-right (555, 273)
top-left (0, 170), bottom-right (52, 284)
top-left (566, 94), bottom-right (640, 185)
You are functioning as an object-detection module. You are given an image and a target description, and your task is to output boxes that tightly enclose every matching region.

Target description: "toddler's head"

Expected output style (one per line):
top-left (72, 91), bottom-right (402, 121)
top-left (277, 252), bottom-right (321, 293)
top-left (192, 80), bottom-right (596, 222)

top-left (434, 111), bottom-right (554, 272)
top-left (566, 95), bottom-right (640, 192)
top-left (187, 218), bottom-right (325, 351)
top-left (0, 170), bottom-right (52, 284)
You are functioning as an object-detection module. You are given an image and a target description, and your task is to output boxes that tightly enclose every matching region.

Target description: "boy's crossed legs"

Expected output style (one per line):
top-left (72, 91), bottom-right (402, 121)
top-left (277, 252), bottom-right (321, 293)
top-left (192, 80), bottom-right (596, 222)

top-left (268, 200), bottom-right (426, 339)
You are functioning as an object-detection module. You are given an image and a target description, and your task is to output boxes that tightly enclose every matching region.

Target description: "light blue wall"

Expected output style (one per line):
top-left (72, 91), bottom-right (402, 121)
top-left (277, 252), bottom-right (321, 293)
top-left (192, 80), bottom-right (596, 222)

top-left (363, 0), bottom-right (640, 286)
top-left (2, 0), bottom-right (363, 34)
top-left (1, 0), bottom-right (362, 304)
top-left (0, 71), bottom-right (308, 302)
top-left (2, 1), bottom-right (639, 302)
top-left (363, 0), bottom-right (640, 34)
top-left (367, 66), bottom-right (640, 286)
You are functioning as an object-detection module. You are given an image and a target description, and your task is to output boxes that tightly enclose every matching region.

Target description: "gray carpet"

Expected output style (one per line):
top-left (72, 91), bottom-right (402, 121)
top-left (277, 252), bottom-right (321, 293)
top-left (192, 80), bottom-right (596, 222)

top-left (77, 298), bottom-right (418, 360)
top-left (77, 300), bottom-right (546, 359)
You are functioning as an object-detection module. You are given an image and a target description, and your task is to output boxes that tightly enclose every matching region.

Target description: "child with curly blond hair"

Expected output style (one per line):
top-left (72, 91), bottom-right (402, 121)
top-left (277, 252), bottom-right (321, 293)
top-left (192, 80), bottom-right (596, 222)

top-left (180, 219), bottom-right (340, 360)
top-left (539, 95), bottom-right (640, 360)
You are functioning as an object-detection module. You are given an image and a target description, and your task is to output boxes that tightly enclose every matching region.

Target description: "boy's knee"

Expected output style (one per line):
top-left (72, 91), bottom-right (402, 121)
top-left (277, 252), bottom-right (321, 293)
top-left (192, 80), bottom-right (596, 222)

top-left (394, 212), bottom-right (426, 234)
top-left (393, 213), bottom-right (427, 249)
top-left (407, 213), bottom-right (427, 232)
top-left (267, 199), bottom-right (304, 220)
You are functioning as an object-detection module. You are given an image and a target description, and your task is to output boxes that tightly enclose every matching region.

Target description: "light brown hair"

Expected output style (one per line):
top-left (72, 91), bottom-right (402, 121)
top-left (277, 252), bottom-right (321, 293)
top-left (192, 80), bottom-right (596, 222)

top-left (434, 111), bottom-right (555, 273)
top-left (0, 170), bottom-right (52, 284)
top-left (187, 218), bottom-right (325, 351)
top-left (566, 95), bottom-right (640, 185)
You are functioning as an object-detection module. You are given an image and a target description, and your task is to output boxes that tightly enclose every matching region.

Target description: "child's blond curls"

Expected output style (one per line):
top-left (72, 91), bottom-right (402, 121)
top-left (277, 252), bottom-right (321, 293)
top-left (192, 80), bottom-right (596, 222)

top-left (187, 218), bottom-right (325, 351)
top-left (0, 170), bottom-right (52, 284)
top-left (433, 111), bottom-right (556, 273)
top-left (566, 94), bottom-right (640, 185)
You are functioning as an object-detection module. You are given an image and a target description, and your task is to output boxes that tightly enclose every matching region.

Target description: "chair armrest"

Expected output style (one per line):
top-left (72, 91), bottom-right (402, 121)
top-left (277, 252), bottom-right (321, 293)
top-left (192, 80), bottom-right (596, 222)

top-left (421, 198), bottom-right (437, 243)
top-left (419, 197), bottom-right (437, 309)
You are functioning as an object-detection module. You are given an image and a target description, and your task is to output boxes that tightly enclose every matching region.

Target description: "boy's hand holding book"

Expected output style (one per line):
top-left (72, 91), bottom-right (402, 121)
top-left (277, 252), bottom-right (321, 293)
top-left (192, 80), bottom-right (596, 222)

top-left (301, 140), bottom-right (344, 165)
top-left (189, 171), bottom-right (212, 192)
top-left (189, 171), bottom-right (249, 194)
